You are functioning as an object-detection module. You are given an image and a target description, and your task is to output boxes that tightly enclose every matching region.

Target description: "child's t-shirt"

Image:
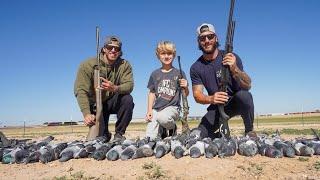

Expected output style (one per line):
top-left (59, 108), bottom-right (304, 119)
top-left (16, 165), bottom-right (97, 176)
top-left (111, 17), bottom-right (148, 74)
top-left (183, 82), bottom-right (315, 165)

top-left (147, 67), bottom-right (187, 111)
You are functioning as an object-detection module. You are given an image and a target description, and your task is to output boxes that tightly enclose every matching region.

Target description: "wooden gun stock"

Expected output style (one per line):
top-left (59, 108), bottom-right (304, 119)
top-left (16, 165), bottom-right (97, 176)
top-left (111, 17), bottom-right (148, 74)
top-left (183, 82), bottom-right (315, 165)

top-left (177, 56), bottom-right (190, 134)
top-left (87, 26), bottom-right (106, 140)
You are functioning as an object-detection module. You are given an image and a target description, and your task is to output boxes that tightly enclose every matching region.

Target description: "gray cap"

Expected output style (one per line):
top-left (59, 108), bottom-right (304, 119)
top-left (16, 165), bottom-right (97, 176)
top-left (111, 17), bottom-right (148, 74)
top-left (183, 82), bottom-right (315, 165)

top-left (104, 36), bottom-right (122, 48)
top-left (196, 23), bottom-right (216, 35)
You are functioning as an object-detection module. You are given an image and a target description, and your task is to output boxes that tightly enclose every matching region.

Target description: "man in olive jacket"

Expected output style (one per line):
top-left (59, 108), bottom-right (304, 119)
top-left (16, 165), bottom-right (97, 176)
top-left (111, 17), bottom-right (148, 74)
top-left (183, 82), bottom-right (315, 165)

top-left (74, 36), bottom-right (134, 142)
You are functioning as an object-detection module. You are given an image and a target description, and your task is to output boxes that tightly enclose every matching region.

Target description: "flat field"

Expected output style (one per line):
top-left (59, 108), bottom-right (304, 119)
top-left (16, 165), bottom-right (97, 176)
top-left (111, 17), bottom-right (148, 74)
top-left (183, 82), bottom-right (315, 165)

top-left (1, 114), bottom-right (320, 180)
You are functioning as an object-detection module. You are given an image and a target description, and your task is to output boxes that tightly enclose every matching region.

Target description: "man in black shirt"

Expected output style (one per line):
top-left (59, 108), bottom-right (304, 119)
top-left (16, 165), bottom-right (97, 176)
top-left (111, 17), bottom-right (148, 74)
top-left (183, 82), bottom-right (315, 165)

top-left (190, 23), bottom-right (254, 139)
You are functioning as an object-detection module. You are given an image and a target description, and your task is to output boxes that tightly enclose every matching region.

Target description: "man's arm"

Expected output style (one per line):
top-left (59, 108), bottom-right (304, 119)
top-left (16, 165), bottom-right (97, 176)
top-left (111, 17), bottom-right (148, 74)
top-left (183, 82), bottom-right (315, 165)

top-left (192, 85), bottom-right (229, 105)
top-left (231, 66), bottom-right (251, 90)
top-left (74, 63), bottom-right (93, 116)
top-left (118, 61), bottom-right (134, 94)
top-left (223, 53), bottom-right (251, 90)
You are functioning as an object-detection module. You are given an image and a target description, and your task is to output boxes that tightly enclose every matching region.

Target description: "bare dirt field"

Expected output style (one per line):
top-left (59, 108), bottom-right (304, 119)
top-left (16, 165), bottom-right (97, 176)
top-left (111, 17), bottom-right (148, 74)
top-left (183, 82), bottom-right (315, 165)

top-left (1, 116), bottom-right (320, 180)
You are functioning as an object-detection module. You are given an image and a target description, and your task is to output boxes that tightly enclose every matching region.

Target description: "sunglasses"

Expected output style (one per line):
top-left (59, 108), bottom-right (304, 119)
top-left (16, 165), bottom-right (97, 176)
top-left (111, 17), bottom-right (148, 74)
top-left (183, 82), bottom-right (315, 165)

top-left (198, 34), bottom-right (216, 41)
top-left (105, 45), bottom-right (120, 52)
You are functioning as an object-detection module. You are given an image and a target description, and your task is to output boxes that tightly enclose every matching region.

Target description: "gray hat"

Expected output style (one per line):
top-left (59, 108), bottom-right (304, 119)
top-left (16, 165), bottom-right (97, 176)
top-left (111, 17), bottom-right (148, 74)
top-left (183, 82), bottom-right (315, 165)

top-left (104, 36), bottom-right (122, 48)
top-left (196, 23), bottom-right (216, 35)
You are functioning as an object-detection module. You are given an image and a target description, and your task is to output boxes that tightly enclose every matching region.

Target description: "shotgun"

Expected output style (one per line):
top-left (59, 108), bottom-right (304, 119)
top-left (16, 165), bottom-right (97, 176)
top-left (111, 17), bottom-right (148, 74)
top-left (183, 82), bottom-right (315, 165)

top-left (87, 26), bottom-right (106, 140)
top-left (218, 0), bottom-right (236, 138)
top-left (177, 56), bottom-right (190, 134)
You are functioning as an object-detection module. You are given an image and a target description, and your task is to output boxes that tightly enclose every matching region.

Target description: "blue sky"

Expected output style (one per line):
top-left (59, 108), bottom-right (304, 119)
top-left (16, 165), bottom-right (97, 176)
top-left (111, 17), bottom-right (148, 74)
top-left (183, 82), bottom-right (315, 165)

top-left (0, 0), bottom-right (319, 126)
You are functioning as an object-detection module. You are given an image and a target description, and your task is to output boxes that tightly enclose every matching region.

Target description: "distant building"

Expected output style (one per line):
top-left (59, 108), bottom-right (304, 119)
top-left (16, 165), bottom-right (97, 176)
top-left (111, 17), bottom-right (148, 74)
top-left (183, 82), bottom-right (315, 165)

top-left (47, 122), bottom-right (63, 126)
top-left (63, 121), bottom-right (78, 126)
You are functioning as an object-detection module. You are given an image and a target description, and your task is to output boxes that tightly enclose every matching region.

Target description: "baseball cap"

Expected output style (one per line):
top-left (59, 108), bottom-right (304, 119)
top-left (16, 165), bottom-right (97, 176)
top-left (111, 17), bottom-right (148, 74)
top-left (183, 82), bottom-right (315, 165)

top-left (104, 36), bottom-right (122, 48)
top-left (196, 23), bottom-right (216, 35)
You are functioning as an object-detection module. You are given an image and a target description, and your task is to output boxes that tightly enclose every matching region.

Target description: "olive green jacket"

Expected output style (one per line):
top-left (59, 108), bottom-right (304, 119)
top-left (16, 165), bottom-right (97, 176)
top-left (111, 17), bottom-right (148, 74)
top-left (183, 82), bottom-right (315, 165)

top-left (74, 55), bottom-right (134, 116)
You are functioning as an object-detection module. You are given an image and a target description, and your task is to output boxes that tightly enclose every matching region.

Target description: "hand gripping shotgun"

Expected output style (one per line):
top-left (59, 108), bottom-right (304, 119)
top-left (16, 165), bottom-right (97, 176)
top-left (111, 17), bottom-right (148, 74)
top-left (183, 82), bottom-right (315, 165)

top-left (87, 26), bottom-right (106, 140)
top-left (218, 0), bottom-right (236, 139)
top-left (177, 56), bottom-right (190, 134)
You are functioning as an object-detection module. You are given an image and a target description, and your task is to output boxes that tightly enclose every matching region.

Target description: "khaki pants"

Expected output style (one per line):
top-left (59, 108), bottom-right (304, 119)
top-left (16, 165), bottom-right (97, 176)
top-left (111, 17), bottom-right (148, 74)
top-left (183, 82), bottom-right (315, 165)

top-left (145, 106), bottom-right (179, 140)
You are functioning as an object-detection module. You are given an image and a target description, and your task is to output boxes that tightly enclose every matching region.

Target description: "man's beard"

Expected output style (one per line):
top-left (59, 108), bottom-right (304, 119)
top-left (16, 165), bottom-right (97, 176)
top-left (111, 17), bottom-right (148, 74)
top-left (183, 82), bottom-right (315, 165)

top-left (199, 42), bottom-right (218, 54)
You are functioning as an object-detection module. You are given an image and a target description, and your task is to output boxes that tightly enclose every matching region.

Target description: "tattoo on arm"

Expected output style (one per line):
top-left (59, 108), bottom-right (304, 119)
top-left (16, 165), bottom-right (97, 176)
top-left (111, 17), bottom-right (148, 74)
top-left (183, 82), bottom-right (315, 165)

top-left (232, 67), bottom-right (252, 90)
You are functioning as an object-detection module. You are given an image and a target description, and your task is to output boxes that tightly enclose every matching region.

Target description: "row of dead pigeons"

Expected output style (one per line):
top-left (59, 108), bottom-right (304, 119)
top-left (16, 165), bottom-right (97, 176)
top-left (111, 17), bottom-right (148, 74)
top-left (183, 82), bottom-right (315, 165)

top-left (1, 129), bottom-right (320, 164)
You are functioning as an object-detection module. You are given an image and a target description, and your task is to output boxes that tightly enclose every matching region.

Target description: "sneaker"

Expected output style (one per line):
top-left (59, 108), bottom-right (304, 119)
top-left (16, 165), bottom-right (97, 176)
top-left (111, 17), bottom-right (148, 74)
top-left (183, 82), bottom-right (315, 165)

top-left (99, 132), bottom-right (112, 142)
top-left (168, 124), bottom-right (177, 136)
top-left (113, 133), bottom-right (126, 142)
top-left (159, 126), bottom-right (168, 139)
top-left (245, 131), bottom-right (257, 138)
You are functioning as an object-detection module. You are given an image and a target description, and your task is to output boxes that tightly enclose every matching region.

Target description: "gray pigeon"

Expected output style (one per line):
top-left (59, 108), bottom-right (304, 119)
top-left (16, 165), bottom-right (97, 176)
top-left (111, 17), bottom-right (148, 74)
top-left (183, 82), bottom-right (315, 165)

top-left (59, 144), bottom-right (88, 162)
top-left (294, 142), bottom-right (314, 156)
top-left (14, 148), bottom-right (30, 164)
top-left (170, 133), bottom-right (189, 159)
top-left (132, 141), bottom-right (155, 160)
top-left (273, 141), bottom-right (295, 158)
top-left (120, 144), bottom-right (137, 160)
top-left (189, 141), bottom-right (205, 158)
top-left (2, 147), bottom-right (22, 164)
top-left (25, 151), bottom-right (41, 163)
top-left (106, 145), bottom-right (124, 161)
top-left (39, 145), bottom-right (56, 163)
top-left (305, 141), bottom-right (320, 155)
top-left (154, 138), bottom-right (171, 158)
top-left (257, 142), bottom-right (283, 158)
top-left (202, 138), bottom-right (218, 158)
top-left (237, 138), bottom-right (258, 157)
top-left (212, 133), bottom-right (237, 158)
top-left (92, 143), bottom-right (113, 160)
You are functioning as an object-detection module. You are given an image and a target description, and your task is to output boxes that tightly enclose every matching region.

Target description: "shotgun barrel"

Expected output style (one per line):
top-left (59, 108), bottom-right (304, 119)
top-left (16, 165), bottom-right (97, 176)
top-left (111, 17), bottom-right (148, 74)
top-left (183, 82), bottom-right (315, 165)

top-left (218, 0), bottom-right (236, 139)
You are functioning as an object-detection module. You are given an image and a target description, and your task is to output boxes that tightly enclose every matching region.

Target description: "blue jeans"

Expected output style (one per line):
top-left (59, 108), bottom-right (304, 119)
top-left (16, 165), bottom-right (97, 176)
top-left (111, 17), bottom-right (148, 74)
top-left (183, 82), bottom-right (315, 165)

top-left (198, 90), bottom-right (254, 139)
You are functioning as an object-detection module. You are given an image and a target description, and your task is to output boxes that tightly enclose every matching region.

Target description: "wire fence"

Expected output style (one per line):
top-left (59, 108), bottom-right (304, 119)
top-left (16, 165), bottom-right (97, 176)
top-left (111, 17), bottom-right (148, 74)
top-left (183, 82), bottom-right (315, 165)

top-left (1, 114), bottom-right (319, 138)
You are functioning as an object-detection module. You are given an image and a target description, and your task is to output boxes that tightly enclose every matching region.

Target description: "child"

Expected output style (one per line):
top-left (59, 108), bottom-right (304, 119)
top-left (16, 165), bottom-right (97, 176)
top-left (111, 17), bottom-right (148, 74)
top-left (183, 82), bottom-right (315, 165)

top-left (145, 41), bottom-right (189, 140)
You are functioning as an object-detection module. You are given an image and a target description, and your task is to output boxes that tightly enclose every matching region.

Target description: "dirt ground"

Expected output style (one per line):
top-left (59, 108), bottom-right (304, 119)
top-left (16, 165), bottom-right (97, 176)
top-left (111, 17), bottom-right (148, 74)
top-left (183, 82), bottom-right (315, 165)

top-left (1, 125), bottom-right (320, 180)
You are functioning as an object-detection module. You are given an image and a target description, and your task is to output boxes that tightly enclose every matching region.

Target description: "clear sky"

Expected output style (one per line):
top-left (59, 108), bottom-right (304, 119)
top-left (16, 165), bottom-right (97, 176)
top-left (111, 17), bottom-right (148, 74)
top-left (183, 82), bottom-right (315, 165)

top-left (0, 0), bottom-right (319, 126)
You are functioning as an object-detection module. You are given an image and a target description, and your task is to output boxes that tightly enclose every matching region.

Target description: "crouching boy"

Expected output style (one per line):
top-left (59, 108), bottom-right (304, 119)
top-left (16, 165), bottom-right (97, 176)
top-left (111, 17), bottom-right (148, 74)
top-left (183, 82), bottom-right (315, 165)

top-left (145, 41), bottom-right (189, 140)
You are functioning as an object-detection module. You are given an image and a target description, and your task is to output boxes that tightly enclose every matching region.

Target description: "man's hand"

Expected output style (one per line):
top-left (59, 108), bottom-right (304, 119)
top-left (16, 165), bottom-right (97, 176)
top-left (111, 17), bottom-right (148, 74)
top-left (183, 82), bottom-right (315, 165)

top-left (99, 77), bottom-right (119, 92)
top-left (222, 53), bottom-right (252, 90)
top-left (208, 91), bottom-right (229, 105)
top-left (84, 114), bottom-right (96, 126)
top-left (145, 111), bottom-right (153, 122)
top-left (222, 53), bottom-right (237, 72)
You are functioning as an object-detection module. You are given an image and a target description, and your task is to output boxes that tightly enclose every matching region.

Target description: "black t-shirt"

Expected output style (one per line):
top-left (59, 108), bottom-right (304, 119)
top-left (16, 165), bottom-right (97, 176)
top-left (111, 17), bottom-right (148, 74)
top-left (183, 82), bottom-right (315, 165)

top-left (190, 50), bottom-right (243, 107)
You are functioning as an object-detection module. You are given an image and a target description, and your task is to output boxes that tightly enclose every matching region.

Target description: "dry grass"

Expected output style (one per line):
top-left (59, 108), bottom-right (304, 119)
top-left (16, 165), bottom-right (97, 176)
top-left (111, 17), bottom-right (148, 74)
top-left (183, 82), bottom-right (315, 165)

top-left (1, 114), bottom-right (319, 139)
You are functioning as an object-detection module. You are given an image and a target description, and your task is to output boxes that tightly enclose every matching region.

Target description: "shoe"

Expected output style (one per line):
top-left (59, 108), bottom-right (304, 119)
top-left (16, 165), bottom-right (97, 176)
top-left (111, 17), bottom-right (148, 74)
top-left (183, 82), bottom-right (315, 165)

top-left (113, 133), bottom-right (126, 142)
top-left (169, 124), bottom-right (177, 136)
top-left (159, 126), bottom-right (168, 139)
top-left (245, 131), bottom-right (257, 138)
top-left (100, 132), bottom-right (112, 142)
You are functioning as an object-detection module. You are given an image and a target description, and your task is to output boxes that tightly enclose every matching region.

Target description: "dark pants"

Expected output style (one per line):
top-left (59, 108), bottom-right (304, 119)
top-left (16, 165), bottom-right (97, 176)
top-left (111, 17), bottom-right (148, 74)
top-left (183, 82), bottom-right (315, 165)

top-left (102, 94), bottom-right (134, 136)
top-left (198, 90), bottom-right (254, 139)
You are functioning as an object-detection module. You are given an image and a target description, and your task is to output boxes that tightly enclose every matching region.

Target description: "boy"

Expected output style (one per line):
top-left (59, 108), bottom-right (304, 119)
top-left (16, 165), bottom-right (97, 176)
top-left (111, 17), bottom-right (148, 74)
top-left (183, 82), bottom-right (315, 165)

top-left (145, 41), bottom-right (189, 140)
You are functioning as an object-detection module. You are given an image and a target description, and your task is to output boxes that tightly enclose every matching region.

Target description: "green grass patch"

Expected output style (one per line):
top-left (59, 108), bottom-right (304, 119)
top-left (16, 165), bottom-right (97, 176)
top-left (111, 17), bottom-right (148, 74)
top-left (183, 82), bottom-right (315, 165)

top-left (314, 161), bottom-right (320, 170)
top-left (142, 162), bottom-right (167, 179)
top-left (281, 128), bottom-right (318, 135)
top-left (52, 171), bottom-right (97, 180)
top-left (298, 157), bottom-right (309, 162)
